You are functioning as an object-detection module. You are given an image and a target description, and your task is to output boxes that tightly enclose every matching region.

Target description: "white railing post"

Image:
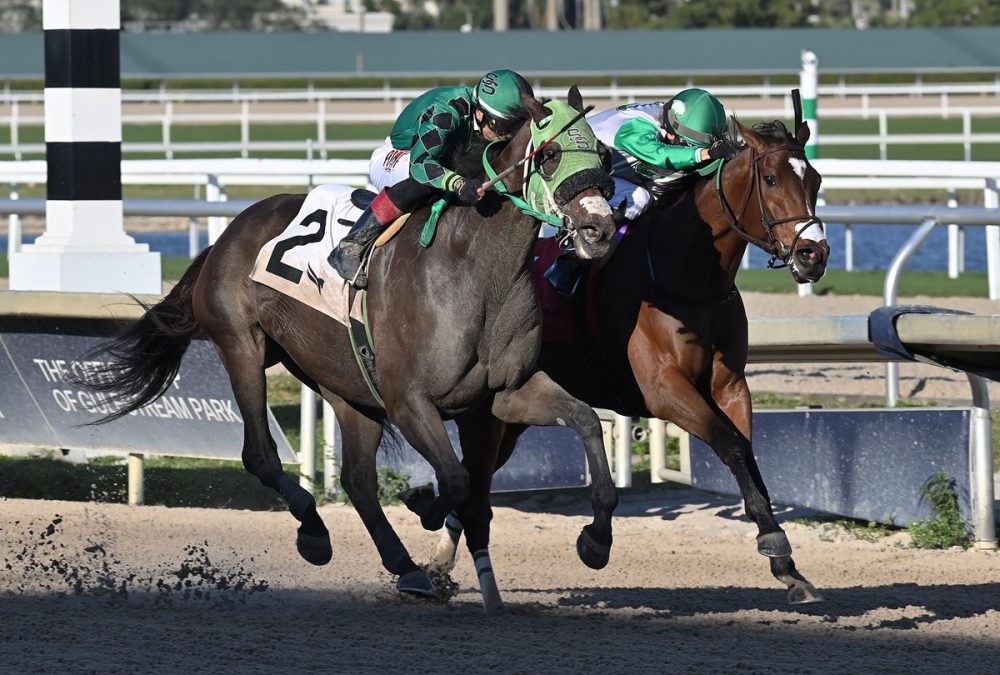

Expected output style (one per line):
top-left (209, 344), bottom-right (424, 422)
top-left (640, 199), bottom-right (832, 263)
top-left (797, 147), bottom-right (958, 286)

top-left (985, 177), bottom-right (1000, 300)
top-left (322, 400), bottom-right (338, 499)
top-left (947, 189), bottom-right (960, 279)
top-left (963, 109), bottom-right (972, 161)
top-left (163, 100), bottom-right (173, 159)
top-left (206, 174), bottom-right (227, 243)
top-left (648, 418), bottom-right (666, 484)
top-left (299, 383), bottom-right (317, 495)
top-left (7, 184), bottom-right (20, 255)
top-left (187, 217), bottom-right (199, 258)
top-left (240, 100), bottom-right (250, 159)
top-left (10, 99), bottom-right (19, 160)
top-left (317, 98), bottom-right (327, 160)
top-left (844, 224), bottom-right (853, 271)
top-left (878, 111), bottom-right (888, 160)
top-left (613, 414), bottom-right (632, 488)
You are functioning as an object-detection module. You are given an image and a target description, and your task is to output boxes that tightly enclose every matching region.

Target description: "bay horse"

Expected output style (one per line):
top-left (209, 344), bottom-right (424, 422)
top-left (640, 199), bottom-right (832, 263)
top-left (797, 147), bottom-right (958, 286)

top-left (78, 88), bottom-right (620, 611)
top-left (431, 118), bottom-right (830, 604)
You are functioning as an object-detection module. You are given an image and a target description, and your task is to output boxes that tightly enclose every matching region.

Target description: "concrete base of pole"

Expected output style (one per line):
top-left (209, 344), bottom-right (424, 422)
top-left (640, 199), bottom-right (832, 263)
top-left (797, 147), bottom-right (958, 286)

top-left (10, 249), bottom-right (162, 294)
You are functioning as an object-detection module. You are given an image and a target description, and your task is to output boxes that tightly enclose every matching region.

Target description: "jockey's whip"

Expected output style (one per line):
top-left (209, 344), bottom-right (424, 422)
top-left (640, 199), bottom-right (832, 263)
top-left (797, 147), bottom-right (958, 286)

top-left (480, 105), bottom-right (594, 192)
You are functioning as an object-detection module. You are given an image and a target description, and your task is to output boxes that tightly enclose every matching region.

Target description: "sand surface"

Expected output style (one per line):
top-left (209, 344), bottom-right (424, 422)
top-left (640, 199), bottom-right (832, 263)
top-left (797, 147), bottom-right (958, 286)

top-left (2, 486), bottom-right (1000, 674)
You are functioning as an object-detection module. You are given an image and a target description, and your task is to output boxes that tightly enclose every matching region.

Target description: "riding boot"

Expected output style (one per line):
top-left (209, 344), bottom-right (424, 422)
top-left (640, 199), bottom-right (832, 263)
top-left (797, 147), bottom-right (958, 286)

top-left (328, 188), bottom-right (403, 288)
top-left (544, 251), bottom-right (588, 301)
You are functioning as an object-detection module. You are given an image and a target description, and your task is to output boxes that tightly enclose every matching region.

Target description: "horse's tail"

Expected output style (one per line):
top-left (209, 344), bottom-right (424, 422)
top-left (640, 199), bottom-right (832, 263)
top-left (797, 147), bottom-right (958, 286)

top-left (77, 247), bottom-right (212, 424)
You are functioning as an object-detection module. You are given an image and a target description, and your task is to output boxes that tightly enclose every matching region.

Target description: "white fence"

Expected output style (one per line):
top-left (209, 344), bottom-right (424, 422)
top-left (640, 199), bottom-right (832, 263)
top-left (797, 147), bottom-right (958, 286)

top-left (4, 82), bottom-right (1000, 160)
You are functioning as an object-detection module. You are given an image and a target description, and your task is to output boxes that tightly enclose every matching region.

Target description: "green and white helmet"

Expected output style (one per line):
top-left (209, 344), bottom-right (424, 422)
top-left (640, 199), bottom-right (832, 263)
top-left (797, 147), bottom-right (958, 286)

top-left (474, 69), bottom-right (533, 121)
top-left (660, 88), bottom-right (728, 148)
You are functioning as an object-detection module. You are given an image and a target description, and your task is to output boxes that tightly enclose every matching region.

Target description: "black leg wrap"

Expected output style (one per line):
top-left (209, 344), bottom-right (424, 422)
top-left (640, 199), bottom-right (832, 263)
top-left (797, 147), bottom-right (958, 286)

top-left (757, 530), bottom-right (793, 558)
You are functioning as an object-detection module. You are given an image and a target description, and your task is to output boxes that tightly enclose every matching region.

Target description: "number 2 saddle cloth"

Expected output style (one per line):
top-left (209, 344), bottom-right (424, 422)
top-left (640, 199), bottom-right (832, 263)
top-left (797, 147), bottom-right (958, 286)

top-left (249, 183), bottom-right (369, 327)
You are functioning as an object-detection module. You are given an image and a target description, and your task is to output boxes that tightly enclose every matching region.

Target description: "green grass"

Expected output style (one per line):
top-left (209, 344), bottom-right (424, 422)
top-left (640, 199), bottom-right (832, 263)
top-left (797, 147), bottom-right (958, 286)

top-left (1, 255), bottom-right (990, 298)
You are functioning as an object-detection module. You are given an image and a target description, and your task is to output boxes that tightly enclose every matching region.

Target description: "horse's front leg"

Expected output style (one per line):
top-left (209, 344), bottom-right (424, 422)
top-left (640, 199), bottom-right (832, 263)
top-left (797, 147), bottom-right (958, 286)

top-left (491, 370), bottom-right (618, 569)
top-left (708, 364), bottom-right (822, 604)
top-left (389, 397), bottom-right (471, 532)
top-left (446, 411), bottom-right (513, 612)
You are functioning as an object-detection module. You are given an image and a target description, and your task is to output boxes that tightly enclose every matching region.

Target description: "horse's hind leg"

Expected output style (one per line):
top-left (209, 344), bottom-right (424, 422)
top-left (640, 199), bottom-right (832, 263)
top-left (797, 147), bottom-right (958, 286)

top-left (491, 370), bottom-right (618, 570)
top-left (215, 329), bottom-right (331, 565)
top-left (329, 395), bottom-right (435, 598)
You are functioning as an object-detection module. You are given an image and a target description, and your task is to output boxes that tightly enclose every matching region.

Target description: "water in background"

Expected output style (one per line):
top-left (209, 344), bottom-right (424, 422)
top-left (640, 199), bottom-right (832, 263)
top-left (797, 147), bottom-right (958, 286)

top-left (1, 231), bottom-right (211, 259)
top-left (0, 223), bottom-right (992, 272)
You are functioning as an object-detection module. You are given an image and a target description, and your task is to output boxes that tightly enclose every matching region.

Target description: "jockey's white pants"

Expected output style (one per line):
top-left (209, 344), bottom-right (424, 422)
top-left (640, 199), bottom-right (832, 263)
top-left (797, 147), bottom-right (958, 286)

top-left (610, 177), bottom-right (651, 221)
top-left (368, 138), bottom-right (410, 191)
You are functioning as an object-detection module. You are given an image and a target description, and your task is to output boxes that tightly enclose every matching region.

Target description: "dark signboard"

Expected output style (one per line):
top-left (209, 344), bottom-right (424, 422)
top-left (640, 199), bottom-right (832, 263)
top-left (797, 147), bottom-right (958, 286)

top-left (690, 408), bottom-right (971, 526)
top-left (335, 420), bottom-right (588, 493)
top-left (0, 332), bottom-right (295, 464)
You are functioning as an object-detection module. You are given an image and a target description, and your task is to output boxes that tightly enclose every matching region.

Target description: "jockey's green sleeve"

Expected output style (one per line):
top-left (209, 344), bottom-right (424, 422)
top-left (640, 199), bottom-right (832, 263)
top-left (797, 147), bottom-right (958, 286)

top-left (613, 117), bottom-right (702, 172)
top-left (388, 85), bottom-right (475, 190)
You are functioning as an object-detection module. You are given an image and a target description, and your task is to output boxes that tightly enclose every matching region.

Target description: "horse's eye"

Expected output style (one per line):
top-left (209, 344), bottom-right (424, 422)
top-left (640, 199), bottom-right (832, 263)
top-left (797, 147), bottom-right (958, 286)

top-left (763, 175), bottom-right (777, 187)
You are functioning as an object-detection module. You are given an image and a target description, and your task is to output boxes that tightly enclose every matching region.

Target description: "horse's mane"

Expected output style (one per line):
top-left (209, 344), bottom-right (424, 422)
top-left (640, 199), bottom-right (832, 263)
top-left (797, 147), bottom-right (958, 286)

top-left (750, 120), bottom-right (797, 146)
top-left (447, 131), bottom-right (492, 181)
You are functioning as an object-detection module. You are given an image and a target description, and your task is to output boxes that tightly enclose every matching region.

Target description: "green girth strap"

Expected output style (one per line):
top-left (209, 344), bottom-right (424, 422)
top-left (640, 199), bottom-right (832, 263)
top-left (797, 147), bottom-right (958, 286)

top-left (482, 141), bottom-right (563, 227)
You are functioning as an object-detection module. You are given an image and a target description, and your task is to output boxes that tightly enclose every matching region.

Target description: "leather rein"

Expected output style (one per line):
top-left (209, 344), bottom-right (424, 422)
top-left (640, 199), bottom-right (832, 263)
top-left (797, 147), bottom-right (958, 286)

top-left (714, 144), bottom-right (825, 269)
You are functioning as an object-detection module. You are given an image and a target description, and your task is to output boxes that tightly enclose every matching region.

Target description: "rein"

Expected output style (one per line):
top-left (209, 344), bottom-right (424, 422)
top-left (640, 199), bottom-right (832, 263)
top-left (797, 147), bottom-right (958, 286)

top-left (714, 144), bottom-right (824, 269)
top-left (482, 142), bottom-right (564, 227)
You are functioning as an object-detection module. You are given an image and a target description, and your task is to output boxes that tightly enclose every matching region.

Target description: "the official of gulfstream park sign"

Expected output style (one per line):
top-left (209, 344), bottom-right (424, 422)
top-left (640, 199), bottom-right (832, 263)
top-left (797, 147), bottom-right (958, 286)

top-left (0, 331), bottom-right (295, 464)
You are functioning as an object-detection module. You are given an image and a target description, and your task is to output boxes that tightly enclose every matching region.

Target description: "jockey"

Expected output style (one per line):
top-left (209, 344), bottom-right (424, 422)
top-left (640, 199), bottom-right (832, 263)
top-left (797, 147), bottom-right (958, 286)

top-left (545, 87), bottom-right (738, 297)
top-left (329, 69), bottom-right (534, 288)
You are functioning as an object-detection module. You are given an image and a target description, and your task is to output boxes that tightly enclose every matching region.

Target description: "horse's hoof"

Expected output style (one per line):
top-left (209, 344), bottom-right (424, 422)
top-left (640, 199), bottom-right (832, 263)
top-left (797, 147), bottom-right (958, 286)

top-left (396, 570), bottom-right (436, 598)
top-left (296, 530), bottom-right (332, 566)
top-left (786, 580), bottom-right (824, 604)
top-left (757, 531), bottom-right (793, 558)
top-left (576, 525), bottom-right (611, 570)
top-left (398, 484), bottom-right (436, 516)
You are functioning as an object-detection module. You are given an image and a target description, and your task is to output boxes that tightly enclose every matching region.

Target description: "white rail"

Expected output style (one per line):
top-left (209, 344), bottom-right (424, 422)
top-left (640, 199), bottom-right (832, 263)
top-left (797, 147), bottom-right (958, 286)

top-left (5, 84), bottom-right (1000, 160)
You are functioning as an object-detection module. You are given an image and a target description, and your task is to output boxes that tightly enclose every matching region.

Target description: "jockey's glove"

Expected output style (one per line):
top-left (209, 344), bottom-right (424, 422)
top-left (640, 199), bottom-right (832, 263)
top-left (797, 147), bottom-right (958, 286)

top-left (707, 139), bottom-right (739, 161)
top-left (449, 175), bottom-right (483, 204)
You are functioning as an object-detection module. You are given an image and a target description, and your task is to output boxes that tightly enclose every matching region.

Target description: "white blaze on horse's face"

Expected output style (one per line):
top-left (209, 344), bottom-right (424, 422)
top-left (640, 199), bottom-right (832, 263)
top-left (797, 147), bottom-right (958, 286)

top-left (786, 156), bottom-right (826, 243)
top-left (579, 196), bottom-right (612, 218)
top-left (788, 157), bottom-right (806, 180)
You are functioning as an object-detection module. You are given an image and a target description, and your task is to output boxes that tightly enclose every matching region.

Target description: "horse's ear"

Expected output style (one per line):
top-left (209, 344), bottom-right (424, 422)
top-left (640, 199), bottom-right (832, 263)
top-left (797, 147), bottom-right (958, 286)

top-left (567, 85), bottom-right (584, 113)
top-left (795, 121), bottom-right (810, 147)
top-left (522, 92), bottom-right (548, 124)
top-left (739, 123), bottom-right (765, 151)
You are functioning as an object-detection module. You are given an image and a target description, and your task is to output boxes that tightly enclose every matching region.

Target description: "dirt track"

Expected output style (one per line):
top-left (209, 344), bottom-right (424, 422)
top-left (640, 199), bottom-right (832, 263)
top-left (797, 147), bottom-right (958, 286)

top-left (2, 291), bottom-right (1000, 672)
top-left (2, 486), bottom-right (1000, 674)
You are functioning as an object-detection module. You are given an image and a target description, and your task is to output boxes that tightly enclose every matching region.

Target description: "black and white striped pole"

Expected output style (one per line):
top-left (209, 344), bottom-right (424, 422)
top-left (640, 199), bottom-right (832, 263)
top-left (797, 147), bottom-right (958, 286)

top-left (10, 0), bottom-right (160, 293)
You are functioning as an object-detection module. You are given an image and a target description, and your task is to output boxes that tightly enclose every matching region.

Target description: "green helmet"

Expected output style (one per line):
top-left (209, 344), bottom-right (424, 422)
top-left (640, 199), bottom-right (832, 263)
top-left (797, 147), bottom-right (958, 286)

top-left (660, 88), bottom-right (727, 148)
top-left (474, 69), bottom-right (533, 120)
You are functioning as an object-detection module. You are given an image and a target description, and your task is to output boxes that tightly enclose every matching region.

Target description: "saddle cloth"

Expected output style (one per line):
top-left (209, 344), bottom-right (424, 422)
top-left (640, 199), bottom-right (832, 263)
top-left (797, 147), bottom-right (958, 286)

top-left (249, 183), bottom-right (366, 326)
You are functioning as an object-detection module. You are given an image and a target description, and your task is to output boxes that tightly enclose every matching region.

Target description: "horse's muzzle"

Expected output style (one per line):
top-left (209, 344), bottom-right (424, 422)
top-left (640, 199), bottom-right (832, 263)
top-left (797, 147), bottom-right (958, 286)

top-left (789, 239), bottom-right (829, 284)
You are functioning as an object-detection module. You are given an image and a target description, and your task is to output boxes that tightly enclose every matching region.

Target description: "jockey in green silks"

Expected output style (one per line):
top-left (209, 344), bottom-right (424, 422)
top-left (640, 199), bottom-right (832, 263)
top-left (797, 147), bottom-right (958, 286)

top-left (545, 87), bottom-right (739, 298)
top-left (329, 69), bottom-right (534, 288)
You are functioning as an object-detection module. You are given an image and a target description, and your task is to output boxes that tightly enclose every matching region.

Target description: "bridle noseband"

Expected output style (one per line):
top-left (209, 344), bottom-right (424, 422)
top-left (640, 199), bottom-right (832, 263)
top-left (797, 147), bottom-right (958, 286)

top-left (714, 144), bottom-right (825, 269)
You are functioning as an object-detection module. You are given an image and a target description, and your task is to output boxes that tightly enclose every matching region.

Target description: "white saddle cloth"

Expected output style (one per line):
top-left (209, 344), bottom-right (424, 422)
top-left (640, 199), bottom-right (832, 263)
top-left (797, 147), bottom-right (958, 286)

top-left (249, 183), bottom-right (365, 326)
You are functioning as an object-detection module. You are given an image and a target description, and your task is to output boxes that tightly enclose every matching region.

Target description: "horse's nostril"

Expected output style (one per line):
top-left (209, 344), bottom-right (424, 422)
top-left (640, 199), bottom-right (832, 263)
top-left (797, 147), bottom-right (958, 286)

top-left (579, 225), bottom-right (602, 244)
